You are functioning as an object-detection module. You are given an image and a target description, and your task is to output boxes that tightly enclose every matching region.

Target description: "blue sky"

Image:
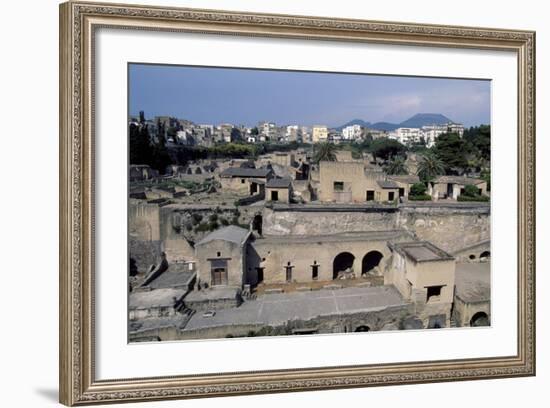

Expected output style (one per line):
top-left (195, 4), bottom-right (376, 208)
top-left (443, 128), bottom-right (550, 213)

top-left (129, 63), bottom-right (490, 128)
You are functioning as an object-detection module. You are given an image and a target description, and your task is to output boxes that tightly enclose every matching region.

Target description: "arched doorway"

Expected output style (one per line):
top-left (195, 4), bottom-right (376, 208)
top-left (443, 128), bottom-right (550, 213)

top-left (354, 325), bottom-right (370, 332)
top-left (252, 214), bottom-right (263, 236)
top-left (333, 252), bottom-right (355, 279)
top-left (362, 251), bottom-right (384, 275)
top-left (480, 251), bottom-right (491, 261)
top-left (470, 312), bottom-right (490, 327)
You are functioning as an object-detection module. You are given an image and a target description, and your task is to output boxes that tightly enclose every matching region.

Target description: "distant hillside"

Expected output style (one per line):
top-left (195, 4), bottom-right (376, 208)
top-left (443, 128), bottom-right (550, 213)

top-left (399, 113), bottom-right (453, 128)
top-left (369, 122), bottom-right (400, 131)
top-left (336, 113), bottom-right (455, 132)
top-left (335, 119), bottom-right (371, 131)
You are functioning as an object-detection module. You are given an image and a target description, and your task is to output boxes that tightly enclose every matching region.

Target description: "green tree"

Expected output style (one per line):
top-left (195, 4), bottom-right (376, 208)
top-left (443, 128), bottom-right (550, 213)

top-left (417, 153), bottom-right (445, 182)
top-left (129, 123), bottom-right (152, 165)
top-left (463, 184), bottom-right (480, 197)
top-left (432, 132), bottom-right (469, 173)
top-left (463, 125), bottom-right (491, 162)
top-left (410, 182), bottom-right (427, 196)
top-left (480, 168), bottom-right (491, 192)
top-left (384, 156), bottom-right (409, 175)
top-left (370, 138), bottom-right (406, 162)
top-left (313, 142), bottom-right (337, 163)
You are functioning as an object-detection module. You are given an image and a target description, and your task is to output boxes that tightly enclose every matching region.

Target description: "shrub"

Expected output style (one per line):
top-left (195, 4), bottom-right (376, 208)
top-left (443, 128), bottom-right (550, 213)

top-left (207, 221), bottom-right (219, 231)
top-left (220, 218), bottom-right (229, 226)
top-left (457, 194), bottom-right (490, 202)
top-left (191, 213), bottom-right (203, 225)
top-left (410, 182), bottom-right (427, 196)
top-left (194, 222), bottom-right (210, 232)
top-left (408, 194), bottom-right (432, 201)
top-left (209, 213), bottom-right (218, 222)
top-left (463, 184), bottom-right (480, 197)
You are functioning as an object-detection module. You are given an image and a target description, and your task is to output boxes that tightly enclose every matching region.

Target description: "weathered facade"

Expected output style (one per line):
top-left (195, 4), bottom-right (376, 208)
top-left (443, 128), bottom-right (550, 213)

top-left (195, 226), bottom-right (251, 288)
top-left (219, 167), bottom-right (272, 196)
top-left (265, 178), bottom-right (292, 203)
top-left (386, 241), bottom-right (456, 328)
top-left (318, 161), bottom-right (400, 203)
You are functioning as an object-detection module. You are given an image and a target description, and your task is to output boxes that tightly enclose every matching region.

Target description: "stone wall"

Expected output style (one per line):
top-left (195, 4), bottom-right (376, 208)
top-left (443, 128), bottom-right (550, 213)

top-left (396, 206), bottom-right (490, 253)
top-left (129, 239), bottom-right (162, 275)
top-left (262, 207), bottom-right (398, 236)
top-left (262, 205), bottom-right (490, 254)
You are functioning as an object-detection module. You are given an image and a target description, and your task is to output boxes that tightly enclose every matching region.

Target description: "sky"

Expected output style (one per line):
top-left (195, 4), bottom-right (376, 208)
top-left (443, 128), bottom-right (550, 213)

top-left (129, 63), bottom-right (491, 128)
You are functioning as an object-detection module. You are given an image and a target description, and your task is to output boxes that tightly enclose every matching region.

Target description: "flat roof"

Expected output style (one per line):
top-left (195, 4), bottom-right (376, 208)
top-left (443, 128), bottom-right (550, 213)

top-left (455, 262), bottom-right (490, 303)
top-left (129, 288), bottom-right (187, 310)
top-left (434, 176), bottom-right (485, 186)
top-left (388, 175), bottom-right (420, 184)
top-left (390, 241), bottom-right (454, 263)
top-left (146, 265), bottom-right (195, 290)
top-left (266, 178), bottom-right (292, 188)
top-left (220, 167), bottom-right (271, 178)
top-left (182, 285), bottom-right (406, 331)
top-left (254, 229), bottom-right (411, 246)
top-left (377, 180), bottom-right (399, 189)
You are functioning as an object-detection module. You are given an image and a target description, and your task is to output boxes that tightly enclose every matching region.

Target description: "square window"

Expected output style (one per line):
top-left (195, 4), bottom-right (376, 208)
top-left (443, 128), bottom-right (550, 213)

top-left (426, 285), bottom-right (443, 302)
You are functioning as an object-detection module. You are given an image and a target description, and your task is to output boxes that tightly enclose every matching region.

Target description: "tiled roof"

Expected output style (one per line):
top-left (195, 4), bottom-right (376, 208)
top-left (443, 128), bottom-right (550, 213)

top-left (196, 225), bottom-right (250, 246)
top-left (266, 178), bottom-right (292, 188)
top-left (434, 176), bottom-right (485, 185)
top-left (388, 175), bottom-right (420, 184)
top-left (377, 180), bottom-right (399, 189)
top-left (220, 167), bottom-right (271, 178)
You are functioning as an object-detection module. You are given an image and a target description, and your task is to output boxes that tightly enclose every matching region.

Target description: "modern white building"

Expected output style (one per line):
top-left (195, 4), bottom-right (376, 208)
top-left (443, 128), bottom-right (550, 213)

top-left (312, 125), bottom-right (329, 143)
top-left (342, 124), bottom-right (363, 140)
top-left (421, 123), bottom-right (465, 147)
top-left (392, 127), bottom-right (423, 145)
top-left (389, 123), bottom-right (465, 147)
top-left (259, 121), bottom-right (277, 141)
top-left (286, 125), bottom-right (302, 142)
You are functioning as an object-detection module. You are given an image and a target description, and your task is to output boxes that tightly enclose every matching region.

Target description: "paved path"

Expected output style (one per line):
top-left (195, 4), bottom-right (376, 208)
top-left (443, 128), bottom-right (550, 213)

top-left (183, 285), bottom-right (405, 331)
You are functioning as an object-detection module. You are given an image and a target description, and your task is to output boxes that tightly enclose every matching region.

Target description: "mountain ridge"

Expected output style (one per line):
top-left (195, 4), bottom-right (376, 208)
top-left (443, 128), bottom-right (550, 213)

top-left (335, 113), bottom-right (455, 132)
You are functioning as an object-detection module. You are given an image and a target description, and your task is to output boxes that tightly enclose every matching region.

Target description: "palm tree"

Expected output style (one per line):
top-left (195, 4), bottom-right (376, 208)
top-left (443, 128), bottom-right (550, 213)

top-left (313, 142), bottom-right (337, 163)
top-left (383, 156), bottom-right (409, 175)
top-left (417, 153), bottom-right (445, 182)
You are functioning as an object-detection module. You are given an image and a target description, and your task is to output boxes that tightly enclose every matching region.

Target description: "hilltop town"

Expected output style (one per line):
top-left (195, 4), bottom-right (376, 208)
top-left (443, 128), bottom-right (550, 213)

top-left (128, 111), bottom-right (491, 341)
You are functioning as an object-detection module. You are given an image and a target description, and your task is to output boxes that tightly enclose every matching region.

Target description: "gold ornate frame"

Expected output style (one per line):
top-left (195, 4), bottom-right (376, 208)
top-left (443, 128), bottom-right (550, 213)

top-left (59, 1), bottom-right (536, 405)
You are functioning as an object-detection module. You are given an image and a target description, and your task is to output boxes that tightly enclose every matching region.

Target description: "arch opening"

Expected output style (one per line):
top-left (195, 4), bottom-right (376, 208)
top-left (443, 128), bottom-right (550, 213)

top-left (354, 325), bottom-right (370, 332)
top-left (333, 252), bottom-right (355, 280)
top-left (480, 251), bottom-right (491, 261)
top-left (362, 251), bottom-right (384, 275)
top-left (470, 312), bottom-right (490, 327)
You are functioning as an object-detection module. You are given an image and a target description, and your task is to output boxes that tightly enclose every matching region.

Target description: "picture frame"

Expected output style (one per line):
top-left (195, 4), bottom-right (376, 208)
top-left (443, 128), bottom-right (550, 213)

top-left (59, 1), bottom-right (536, 405)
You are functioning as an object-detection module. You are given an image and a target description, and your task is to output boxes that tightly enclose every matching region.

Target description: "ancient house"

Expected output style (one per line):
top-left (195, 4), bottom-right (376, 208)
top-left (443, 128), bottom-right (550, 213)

top-left (195, 225), bottom-right (251, 288)
top-left (219, 167), bottom-right (273, 196)
top-left (388, 174), bottom-right (421, 198)
top-left (265, 178), bottom-right (292, 203)
top-left (129, 164), bottom-right (159, 182)
top-left (318, 161), bottom-right (398, 203)
top-left (386, 241), bottom-right (456, 328)
top-left (428, 176), bottom-right (488, 200)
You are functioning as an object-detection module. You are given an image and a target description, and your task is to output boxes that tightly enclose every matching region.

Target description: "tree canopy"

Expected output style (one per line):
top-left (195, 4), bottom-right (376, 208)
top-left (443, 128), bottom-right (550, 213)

top-left (370, 138), bottom-right (407, 161)
top-left (384, 156), bottom-right (409, 175)
top-left (417, 153), bottom-right (445, 182)
top-left (313, 142), bottom-right (337, 163)
top-left (432, 132), bottom-right (469, 173)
